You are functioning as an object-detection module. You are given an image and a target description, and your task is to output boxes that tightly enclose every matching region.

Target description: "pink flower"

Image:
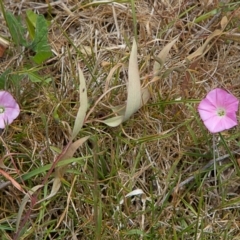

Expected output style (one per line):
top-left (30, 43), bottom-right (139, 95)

top-left (198, 88), bottom-right (239, 133)
top-left (0, 91), bottom-right (20, 128)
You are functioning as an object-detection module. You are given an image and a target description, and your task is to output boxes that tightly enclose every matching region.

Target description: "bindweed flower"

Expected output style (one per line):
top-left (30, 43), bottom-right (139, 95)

top-left (0, 91), bottom-right (20, 129)
top-left (198, 88), bottom-right (239, 133)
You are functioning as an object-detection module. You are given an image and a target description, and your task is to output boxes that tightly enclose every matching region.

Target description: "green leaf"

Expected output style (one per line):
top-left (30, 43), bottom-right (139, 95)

top-left (31, 14), bottom-right (52, 64)
top-left (21, 156), bottom-right (89, 181)
top-left (53, 104), bottom-right (61, 122)
top-left (5, 11), bottom-right (27, 46)
top-left (0, 69), bottom-right (11, 89)
top-left (26, 10), bottom-right (38, 39)
top-left (18, 69), bottom-right (52, 84)
top-left (9, 73), bottom-right (24, 84)
top-left (125, 229), bottom-right (145, 236)
top-left (0, 225), bottom-right (13, 231)
top-left (32, 51), bottom-right (52, 64)
top-left (26, 72), bottom-right (42, 83)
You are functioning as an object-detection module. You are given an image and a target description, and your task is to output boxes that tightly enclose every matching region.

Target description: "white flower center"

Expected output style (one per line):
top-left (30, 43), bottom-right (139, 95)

top-left (217, 107), bottom-right (226, 117)
top-left (0, 106), bottom-right (5, 114)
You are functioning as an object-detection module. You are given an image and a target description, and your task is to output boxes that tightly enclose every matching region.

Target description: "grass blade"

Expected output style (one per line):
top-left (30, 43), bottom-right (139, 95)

top-left (71, 64), bottom-right (88, 139)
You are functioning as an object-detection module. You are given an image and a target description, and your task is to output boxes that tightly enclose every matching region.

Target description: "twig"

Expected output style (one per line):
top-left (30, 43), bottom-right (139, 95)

top-left (156, 149), bottom-right (240, 207)
top-left (0, 181), bottom-right (10, 190)
top-left (177, 149), bottom-right (240, 189)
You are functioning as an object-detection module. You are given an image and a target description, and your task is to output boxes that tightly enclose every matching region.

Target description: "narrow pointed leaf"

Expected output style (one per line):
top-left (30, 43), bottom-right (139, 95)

top-left (26, 10), bottom-right (38, 39)
top-left (16, 185), bottom-right (43, 231)
top-left (71, 65), bottom-right (88, 139)
top-left (124, 38), bottom-right (141, 121)
top-left (55, 136), bottom-right (90, 178)
top-left (141, 87), bottom-right (150, 105)
top-left (153, 37), bottom-right (178, 74)
top-left (31, 15), bottom-right (52, 64)
top-left (5, 11), bottom-right (27, 46)
top-left (36, 178), bottom-right (61, 204)
top-left (0, 169), bottom-right (25, 193)
top-left (186, 30), bottom-right (222, 61)
top-left (60, 136), bottom-right (90, 162)
top-left (101, 116), bottom-right (123, 127)
top-left (38, 136), bottom-right (89, 204)
top-left (102, 39), bottom-right (147, 126)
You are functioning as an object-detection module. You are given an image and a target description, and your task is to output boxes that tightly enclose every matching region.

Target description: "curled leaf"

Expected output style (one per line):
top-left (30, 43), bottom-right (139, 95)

top-left (221, 16), bottom-right (228, 30)
top-left (153, 37), bottom-right (178, 75)
top-left (186, 30), bottom-right (223, 61)
top-left (36, 178), bottom-right (61, 204)
top-left (71, 64), bottom-right (88, 140)
top-left (39, 137), bottom-right (89, 206)
top-left (102, 39), bottom-right (149, 127)
top-left (0, 169), bottom-right (25, 194)
top-left (16, 185), bottom-right (43, 231)
top-left (124, 38), bottom-right (142, 121)
top-left (55, 136), bottom-right (90, 178)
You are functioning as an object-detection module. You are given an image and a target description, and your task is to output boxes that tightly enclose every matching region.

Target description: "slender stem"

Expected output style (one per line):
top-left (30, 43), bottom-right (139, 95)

top-left (213, 134), bottom-right (217, 186)
top-left (92, 137), bottom-right (100, 240)
top-left (130, 0), bottom-right (137, 41)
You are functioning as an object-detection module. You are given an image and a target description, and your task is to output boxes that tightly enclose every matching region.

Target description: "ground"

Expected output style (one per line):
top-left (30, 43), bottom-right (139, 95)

top-left (1, 0), bottom-right (240, 239)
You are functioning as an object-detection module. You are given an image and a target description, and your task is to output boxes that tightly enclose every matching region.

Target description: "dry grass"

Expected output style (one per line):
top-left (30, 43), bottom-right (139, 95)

top-left (1, 0), bottom-right (240, 239)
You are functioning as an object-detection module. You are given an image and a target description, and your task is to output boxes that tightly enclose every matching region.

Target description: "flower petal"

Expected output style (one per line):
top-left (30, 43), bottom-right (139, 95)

top-left (198, 98), bottom-right (217, 111)
top-left (198, 88), bottom-right (239, 133)
top-left (0, 91), bottom-right (20, 128)
top-left (204, 88), bottom-right (238, 109)
top-left (198, 99), bottom-right (218, 121)
top-left (0, 118), bottom-right (6, 128)
top-left (198, 108), bottom-right (216, 122)
top-left (203, 116), bottom-right (237, 133)
top-left (204, 88), bottom-right (220, 106)
top-left (0, 91), bottom-right (18, 108)
top-left (202, 115), bottom-right (223, 133)
top-left (4, 106), bottom-right (20, 121)
top-left (225, 112), bottom-right (238, 125)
